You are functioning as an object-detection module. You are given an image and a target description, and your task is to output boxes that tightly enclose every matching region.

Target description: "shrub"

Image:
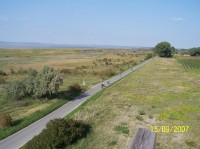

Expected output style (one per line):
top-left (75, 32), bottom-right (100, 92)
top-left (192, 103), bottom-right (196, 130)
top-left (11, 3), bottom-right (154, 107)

top-left (0, 77), bottom-right (6, 84)
top-left (105, 69), bottom-right (116, 77)
top-left (92, 70), bottom-right (98, 76)
top-left (32, 66), bottom-right (63, 98)
top-left (4, 81), bottom-right (27, 100)
top-left (81, 65), bottom-right (88, 69)
top-left (10, 68), bottom-right (15, 74)
top-left (185, 140), bottom-right (196, 147)
top-left (60, 68), bottom-right (72, 74)
top-left (188, 47), bottom-right (200, 56)
top-left (138, 110), bottom-right (146, 115)
top-left (68, 83), bottom-right (83, 95)
top-left (0, 114), bottom-right (12, 129)
top-left (0, 69), bottom-right (6, 76)
top-left (4, 66), bottom-right (63, 100)
top-left (24, 118), bottom-right (91, 149)
top-left (136, 115), bottom-right (143, 121)
top-left (27, 68), bottom-right (37, 77)
top-left (149, 115), bottom-right (153, 119)
top-left (108, 140), bottom-right (117, 146)
top-left (144, 53), bottom-right (155, 60)
top-left (17, 67), bottom-right (27, 75)
top-left (114, 123), bottom-right (129, 135)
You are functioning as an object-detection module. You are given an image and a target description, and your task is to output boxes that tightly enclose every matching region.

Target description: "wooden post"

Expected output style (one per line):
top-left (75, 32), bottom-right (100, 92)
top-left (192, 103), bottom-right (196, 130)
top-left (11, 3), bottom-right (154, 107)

top-left (129, 128), bottom-right (156, 149)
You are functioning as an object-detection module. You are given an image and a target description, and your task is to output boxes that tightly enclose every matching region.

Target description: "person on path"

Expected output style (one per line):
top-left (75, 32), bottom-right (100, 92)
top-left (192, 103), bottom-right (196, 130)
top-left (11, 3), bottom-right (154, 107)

top-left (101, 82), bottom-right (105, 88)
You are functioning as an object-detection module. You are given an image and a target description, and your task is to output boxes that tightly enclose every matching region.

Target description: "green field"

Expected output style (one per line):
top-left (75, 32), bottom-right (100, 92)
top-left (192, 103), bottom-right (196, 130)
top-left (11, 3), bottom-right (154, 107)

top-left (178, 57), bottom-right (200, 69)
top-left (0, 48), bottom-right (148, 140)
top-left (68, 57), bottom-right (200, 149)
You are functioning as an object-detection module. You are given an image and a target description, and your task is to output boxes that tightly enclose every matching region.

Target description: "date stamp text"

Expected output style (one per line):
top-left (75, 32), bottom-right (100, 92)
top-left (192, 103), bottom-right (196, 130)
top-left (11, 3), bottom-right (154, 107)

top-left (151, 126), bottom-right (189, 133)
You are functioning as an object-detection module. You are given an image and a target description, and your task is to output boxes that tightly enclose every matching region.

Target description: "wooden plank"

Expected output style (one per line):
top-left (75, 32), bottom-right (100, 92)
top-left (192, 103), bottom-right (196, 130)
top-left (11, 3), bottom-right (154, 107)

top-left (130, 128), bottom-right (156, 149)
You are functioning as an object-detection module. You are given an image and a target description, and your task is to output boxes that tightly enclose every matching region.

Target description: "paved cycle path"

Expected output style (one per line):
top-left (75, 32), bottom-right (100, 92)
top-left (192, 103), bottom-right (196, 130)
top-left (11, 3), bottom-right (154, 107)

top-left (0, 58), bottom-right (153, 149)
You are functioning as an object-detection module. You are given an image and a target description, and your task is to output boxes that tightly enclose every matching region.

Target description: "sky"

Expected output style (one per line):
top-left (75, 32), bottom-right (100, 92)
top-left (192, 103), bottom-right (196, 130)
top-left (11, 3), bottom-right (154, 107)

top-left (0, 0), bottom-right (200, 48)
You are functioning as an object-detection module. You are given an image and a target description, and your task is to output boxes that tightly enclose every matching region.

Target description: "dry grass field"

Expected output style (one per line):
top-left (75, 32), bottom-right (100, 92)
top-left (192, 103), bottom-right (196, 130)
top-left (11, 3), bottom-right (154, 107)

top-left (0, 48), bottom-right (148, 139)
top-left (69, 57), bottom-right (200, 149)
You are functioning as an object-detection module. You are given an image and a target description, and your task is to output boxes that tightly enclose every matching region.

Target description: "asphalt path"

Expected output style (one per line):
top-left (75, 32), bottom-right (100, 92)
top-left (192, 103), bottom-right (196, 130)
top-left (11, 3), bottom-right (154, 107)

top-left (0, 58), bottom-right (153, 149)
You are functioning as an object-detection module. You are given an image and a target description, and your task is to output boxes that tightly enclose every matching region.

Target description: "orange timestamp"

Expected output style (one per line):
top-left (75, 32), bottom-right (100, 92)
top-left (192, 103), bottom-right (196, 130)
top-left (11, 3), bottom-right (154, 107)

top-left (151, 125), bottom-right (189, 133)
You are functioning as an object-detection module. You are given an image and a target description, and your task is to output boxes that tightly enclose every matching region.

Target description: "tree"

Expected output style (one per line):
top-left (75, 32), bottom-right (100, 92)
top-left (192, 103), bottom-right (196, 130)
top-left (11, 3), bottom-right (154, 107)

top-left (4, 66), bottom-right (63, 100)
top-left (4, 81), bottom-right (27, 100)
top-left (188, 47), bottom-right (200, 56)
top-left (32, 66), bottom-right (63, 98)
top-left (153, 42), bottom-right (175, 57)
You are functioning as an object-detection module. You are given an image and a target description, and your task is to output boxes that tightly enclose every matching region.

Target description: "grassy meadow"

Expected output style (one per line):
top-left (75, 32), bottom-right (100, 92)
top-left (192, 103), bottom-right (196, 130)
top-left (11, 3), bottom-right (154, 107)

top-left (0, 48), bottom-right (148, 139)
top-left (68, 57), bottom-right (200, 149)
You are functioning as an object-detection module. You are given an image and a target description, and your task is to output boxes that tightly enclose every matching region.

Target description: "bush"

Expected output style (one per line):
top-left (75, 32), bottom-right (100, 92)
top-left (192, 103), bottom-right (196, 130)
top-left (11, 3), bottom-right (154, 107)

top-left (24, 118), bottom-right (91, 149)
top-left (68, 83), bottom-right (83, 95)
top-left (138, 110), bottom-right (146, 115)
top-left (144, 53), bottom-right (155, 60)
top-left (188, 47), bottom-right (200, 56)
top-left (185, 140), bottom-right (197, 147)
top-left (105, 69), bottom-right (116, 77)
top-left (149, 115), bottom-right (153, 119)
top-left (0, 114), bottom-right (12, 129)
top-left (4, 81), bottom-right (27, 100)
top-left (60, 68), bottom-right (72, 74)
top-left (27, 68), bottom-right (37, 77)
top-left (32, 66), bottom-right (63, 98)
top-left (4, 66), bottom-right (63, 100)
top-left (114, 124), bottom-right (129, 135)
top-left (136, 115), bottom-right (143, 121)
top-left (0, 77), bottom-right (6, 84)
top-left (17, 67), bottom-right (27, 75)
top-left (10, 68), bottom-right (15, 74)
top-left (0, 69), bottom-right (6, 76)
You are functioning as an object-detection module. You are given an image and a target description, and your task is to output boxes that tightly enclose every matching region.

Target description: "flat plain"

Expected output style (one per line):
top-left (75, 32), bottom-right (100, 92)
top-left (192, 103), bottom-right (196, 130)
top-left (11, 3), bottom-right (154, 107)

top-left (0, 48), bottom-right (147, 139)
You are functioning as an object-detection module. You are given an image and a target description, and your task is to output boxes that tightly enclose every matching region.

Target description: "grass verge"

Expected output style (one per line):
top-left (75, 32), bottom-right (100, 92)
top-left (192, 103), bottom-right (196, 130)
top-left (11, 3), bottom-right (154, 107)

top-left (65, 90), bottom-right (104, 120)
top-left (0, 99), bottom-right (67, 140)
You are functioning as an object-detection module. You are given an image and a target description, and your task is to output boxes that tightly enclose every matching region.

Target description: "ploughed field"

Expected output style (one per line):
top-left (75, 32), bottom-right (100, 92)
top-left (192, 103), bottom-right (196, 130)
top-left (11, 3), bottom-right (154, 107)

top-left (68, 57), bottom-right (200, 149)
top-left (0, 48), bottom-right (147, 139)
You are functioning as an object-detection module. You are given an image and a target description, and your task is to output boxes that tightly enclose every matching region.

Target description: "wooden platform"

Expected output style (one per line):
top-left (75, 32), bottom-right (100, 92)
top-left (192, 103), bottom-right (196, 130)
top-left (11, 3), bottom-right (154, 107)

top-left (129, 128), bottom-right (156, 149)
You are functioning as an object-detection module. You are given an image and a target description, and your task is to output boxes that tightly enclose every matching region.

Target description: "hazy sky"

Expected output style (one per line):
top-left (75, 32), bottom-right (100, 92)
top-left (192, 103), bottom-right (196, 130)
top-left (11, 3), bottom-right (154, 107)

top-left (0, 0), bottom-right (200, 48)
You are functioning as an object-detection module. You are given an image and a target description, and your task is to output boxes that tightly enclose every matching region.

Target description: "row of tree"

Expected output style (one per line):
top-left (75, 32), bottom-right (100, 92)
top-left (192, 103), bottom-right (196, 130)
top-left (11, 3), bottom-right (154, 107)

top-left (153, 41), bottom-right (199, 57)
top-left (4, 66), bottom-right (63, 100)
top-left (187, 47), bottom-right (200, 56)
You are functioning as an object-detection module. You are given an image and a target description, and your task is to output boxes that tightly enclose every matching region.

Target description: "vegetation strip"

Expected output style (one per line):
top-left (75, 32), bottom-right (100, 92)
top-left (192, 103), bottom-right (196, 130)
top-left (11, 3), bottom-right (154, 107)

top-left (0, 99), bottom-right (67, 140)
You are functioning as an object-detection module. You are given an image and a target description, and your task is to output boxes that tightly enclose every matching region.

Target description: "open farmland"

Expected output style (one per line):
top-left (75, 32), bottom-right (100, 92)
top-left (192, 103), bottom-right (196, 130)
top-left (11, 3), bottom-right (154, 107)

top-left (0, 48), bottom-right (148, 139)
top-left (68, 57), bottom-right (200, 149)
top-left (178, 56), bottom-right (200, 70)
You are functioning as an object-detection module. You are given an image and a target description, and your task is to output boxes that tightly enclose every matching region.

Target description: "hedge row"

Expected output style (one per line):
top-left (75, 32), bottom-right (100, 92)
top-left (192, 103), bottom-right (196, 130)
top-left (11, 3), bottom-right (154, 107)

top-left (24, 118), bottom-right (91, 149)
